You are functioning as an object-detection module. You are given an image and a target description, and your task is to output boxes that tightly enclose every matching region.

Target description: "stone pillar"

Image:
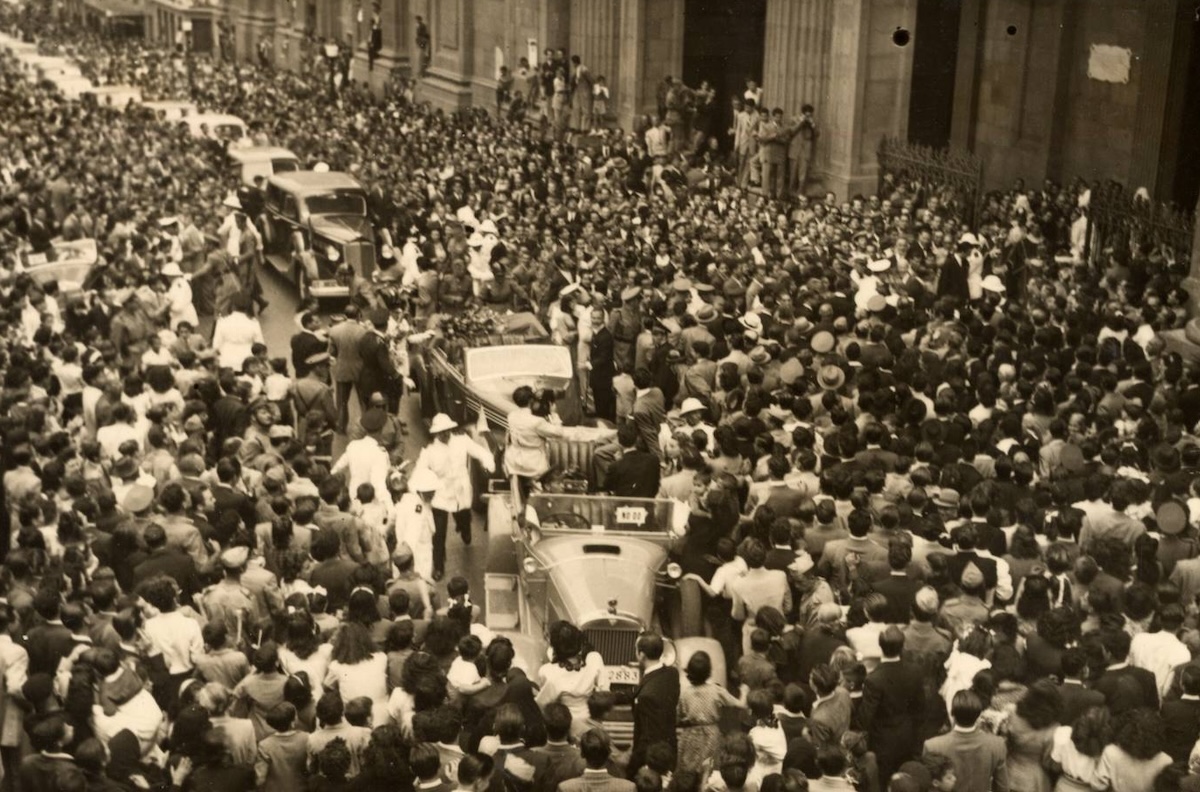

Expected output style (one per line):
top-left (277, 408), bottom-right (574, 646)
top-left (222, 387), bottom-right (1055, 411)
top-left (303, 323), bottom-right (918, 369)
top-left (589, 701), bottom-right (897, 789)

top-left (569, 0), bottom-right (619, 96)
top-left (613, 0), bottom-right (682, 130)
top-left (762, 0), bottom-right (834, 191)
top-left (416, 0), bottom-right (474, 111)
top-left (234, 0), bottom-right (275, 63)
top-left (824, 0), bottom-right (917, 200)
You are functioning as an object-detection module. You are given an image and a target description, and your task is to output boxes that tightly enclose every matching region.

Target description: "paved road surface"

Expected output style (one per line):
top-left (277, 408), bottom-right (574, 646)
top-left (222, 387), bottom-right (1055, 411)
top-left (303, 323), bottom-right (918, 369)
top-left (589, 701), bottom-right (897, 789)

top-left (256, 266), bottom-right (488, 612)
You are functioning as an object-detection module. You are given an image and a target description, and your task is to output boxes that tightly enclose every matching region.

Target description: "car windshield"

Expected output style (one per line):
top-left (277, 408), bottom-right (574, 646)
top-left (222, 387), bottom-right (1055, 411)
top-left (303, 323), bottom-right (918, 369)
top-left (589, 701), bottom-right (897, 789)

top-left (214, 123), bottom-right (243, 139)
top-left (271, 158), bottom-right (299, 173)
top-left (527, 494), bottom-right (676, 534)
top-left (304, 190), bottom-right (366, 217)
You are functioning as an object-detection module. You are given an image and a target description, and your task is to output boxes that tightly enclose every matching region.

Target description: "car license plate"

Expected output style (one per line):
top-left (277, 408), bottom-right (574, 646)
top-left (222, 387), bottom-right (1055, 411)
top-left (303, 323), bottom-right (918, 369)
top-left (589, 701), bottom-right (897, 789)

top-left (606, 665), bottom-right (641, 686)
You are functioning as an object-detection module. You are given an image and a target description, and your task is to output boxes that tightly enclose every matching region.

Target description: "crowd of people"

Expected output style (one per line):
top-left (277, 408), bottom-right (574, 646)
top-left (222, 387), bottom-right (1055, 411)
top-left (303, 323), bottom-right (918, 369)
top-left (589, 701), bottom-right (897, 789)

top-left (2, 2), bottom-right (1200, 792)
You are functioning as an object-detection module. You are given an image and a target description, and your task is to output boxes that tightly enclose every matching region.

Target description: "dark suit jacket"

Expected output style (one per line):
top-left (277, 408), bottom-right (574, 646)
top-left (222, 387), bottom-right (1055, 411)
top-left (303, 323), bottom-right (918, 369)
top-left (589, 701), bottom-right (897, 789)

top-left (628, 665), bottom-right (680, 776)
top-left (922, 728), bottom-right (1008, 792)
top-left (133, 547), bottom-right (200, 599)
top-left (870, 573), bottom-right (923, 625)
top-left (327, 320), bottom-right (367, 383)
top-left (1162, 697), bottom-right (1200, 761)
top-left (589, 328), bottom-right (616, 381)
top-left (356, 331), bottom-right (400, 402)
top-left (860, 660), bottom-right (925, 771)
top-left (291, 330), bottom-right (327, 377)
top-left (210, 394), bottom-right (248, 449)
top-left (1096, 665), bottom-right (1159, 714)
top-left (25, 624), bottom-right (75, 677)
top-left (210, 483), bottom-right (257, 535)
top-left (1055, 681), bottom-right (1106, 726)
top-left (532, 743), bottom-right (585, 792)
top-left (307, 558), bottom-right (361, 611)
top-left (465, 668), bottom-right (547, 752)
top-left (796, 628), bottom-right (848, 681)
top-left (629, 389), bottom-right (665, 459)
top-left (605, 451), bottom-right (660, 499)
top-left (559, 771), bottom-right (636, 792)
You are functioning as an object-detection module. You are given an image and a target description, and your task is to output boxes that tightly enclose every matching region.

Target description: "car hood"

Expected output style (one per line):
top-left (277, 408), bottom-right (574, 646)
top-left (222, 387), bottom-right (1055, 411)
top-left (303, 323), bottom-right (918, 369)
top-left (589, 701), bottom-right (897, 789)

top-left (310, 215), bottom-right (372, 243)
top-left (532, 535), bottom-right (667, 627)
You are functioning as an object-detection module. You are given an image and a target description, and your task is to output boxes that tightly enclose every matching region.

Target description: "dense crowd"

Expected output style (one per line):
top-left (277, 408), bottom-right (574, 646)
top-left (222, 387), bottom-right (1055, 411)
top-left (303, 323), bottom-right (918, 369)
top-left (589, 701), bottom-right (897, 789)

top-left (2, 4), bottom-right (1200, 792)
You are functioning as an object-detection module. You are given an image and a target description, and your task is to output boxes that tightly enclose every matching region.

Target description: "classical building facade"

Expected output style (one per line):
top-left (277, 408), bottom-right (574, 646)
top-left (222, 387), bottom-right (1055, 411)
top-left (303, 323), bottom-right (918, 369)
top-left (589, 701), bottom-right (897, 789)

top-left (222, 0), bottom-right (1199, 209)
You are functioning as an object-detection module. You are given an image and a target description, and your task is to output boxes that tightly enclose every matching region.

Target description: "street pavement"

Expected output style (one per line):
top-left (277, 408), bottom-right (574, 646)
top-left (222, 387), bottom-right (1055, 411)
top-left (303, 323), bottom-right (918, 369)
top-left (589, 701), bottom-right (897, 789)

top-left (255, 266), bottom-right (488, 611)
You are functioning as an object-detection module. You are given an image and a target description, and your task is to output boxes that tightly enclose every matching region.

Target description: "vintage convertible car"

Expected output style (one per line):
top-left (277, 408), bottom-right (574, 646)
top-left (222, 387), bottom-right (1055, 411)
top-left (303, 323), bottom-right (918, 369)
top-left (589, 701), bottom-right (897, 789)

top-left (411, 312), bottom-right (584, 431)
top-left (485, 485), bottom-right (725, 747)
top-left (21, 238), bottom-right (99, 295)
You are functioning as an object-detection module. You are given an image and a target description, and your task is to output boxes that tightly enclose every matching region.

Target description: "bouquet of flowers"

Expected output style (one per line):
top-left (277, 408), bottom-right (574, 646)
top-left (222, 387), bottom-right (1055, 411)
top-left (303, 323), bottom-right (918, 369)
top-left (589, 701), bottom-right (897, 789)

top-left (440, 305), bottom-right (506, 340)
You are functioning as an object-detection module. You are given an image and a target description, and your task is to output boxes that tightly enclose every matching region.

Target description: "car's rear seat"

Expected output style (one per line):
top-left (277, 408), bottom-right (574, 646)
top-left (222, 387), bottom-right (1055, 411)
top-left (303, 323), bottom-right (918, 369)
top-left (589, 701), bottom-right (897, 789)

top-left (545, 436), bottom-right (598, 486)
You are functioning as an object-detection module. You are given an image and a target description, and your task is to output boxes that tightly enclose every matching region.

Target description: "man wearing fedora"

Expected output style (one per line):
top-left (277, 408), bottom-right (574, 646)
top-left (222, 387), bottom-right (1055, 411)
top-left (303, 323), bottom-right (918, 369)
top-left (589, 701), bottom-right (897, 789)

top-left (412, 413), bottom-right (495, 581)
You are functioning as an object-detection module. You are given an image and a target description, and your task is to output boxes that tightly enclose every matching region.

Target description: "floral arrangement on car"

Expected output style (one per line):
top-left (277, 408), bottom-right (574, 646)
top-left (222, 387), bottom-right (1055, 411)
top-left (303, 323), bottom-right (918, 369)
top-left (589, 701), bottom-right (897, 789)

top-left (440, 305), bottom-right (507, 341)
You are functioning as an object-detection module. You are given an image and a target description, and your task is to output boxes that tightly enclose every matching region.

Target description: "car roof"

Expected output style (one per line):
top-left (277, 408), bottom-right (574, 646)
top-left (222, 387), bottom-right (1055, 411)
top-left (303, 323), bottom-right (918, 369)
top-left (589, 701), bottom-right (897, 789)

top-left (228, 146), bottom-right (297, 163)
top-left (267, 171), bottom-right (363, 195)
top-left (187, 113), bottom-right (244, 126)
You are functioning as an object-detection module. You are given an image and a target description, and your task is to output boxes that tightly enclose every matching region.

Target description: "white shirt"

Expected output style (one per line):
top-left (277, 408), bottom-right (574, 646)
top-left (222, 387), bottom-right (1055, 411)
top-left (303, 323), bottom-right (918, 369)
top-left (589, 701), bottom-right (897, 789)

top-left (413, 435), bottom-right (495, 512)
top-left (393, 492), bottom-right (436, 581)
top-left (710, 557), bottom-right (749, 598)
top-left (331, 436), bottom-right (392, 505)
top-left (143, 610), bottom-right (203, 674)
top-left (1129, 629), bottom-right (1191, 696)
top-left (165, 277), bottom-right (198, 330)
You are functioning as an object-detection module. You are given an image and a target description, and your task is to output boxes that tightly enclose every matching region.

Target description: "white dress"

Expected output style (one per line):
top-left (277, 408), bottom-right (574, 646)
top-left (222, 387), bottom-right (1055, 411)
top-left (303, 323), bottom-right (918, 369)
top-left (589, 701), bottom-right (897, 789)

top-left (212, 311), bottom-right (265, 370)
top-left (535, 652), bottom-right (609, 738)
top-left (325, 652), bottom-right (390, 727)
top-left (279, 643), bottom-right (333, 697)
top-left (393, 492), bottom-right (435, 581)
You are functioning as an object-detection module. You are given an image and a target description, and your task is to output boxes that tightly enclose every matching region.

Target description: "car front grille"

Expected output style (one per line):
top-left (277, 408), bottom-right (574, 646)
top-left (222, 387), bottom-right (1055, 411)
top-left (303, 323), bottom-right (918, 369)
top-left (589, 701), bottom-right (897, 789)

top-left (584, 626), bottom-right (639, 666)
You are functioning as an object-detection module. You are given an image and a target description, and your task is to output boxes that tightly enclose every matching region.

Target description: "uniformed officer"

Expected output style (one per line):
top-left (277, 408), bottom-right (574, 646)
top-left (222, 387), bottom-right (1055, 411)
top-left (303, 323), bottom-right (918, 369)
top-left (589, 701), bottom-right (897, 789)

top-left (609, 285), bottom-right (642, 372)
top-left (200, 546), bottom-right (260, 649)
top-left (393, 467), bottom-right (439, 582)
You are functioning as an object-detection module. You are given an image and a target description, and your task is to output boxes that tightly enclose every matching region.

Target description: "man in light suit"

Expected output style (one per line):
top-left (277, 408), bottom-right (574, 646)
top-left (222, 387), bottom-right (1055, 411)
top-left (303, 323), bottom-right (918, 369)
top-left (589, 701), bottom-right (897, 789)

top-left (559, 729), bottom-right (634, 792)
top-left (327, 304), bottom-right (368, 433)
top-left (923, 690), bottom-right (1008, 792)
top-left (625, 633), bottom-right (678, 779)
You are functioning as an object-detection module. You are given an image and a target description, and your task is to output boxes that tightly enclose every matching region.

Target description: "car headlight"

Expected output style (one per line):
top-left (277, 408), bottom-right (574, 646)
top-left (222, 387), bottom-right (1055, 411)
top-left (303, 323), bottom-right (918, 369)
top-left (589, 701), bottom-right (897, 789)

top-left (666, 562), bottom-right (682, 580)
top-left (522, 557), bottom-right (540, 575)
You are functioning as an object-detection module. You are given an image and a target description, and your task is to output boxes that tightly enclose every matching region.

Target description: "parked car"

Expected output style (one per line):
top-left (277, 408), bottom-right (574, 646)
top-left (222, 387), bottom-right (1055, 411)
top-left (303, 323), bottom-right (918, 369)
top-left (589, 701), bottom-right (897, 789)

top-left (261, 170), bottom-right (375, 300)
top-left (143, 100), bottom-right (198, 121)
top-left (485, 486), bottom-right (723, 747)
top-left (81, 84), bottom-right (143, 108)
top-left (227, 145), bottom-right (300, 186)
top-left (181, 112), bottom-right (246, 142)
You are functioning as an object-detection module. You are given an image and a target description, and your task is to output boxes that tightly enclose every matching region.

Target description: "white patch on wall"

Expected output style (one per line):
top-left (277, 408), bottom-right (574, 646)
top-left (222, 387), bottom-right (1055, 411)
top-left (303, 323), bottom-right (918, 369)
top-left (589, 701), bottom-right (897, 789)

top-left (495, 46), bottom-right (505, 79)
top-left (527, 39), bottom-right (538, 68)
top-left (1087, 44), bottom-right (1131, 84)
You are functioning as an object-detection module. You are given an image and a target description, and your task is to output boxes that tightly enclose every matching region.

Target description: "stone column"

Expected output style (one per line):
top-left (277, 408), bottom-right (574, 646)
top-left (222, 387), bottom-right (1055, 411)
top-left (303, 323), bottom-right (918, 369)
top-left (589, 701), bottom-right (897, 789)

top-left (416, 0), bottom-right (475, 111)
top-left (824, 0), bottom-right (918, 200)
top-left (569, 0), bottom-right (619, 96)
top-left (762, 0), bottom-right (833, 116)
top-left (613, 0), bottom-right (682, 130)
top-left (234, 0), bottom-right (275, 63)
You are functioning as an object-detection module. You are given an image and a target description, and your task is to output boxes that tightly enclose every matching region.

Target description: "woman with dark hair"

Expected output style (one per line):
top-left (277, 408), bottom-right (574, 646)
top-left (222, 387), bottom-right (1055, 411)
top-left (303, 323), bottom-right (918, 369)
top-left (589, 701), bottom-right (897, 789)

top-left (1094, 709), bottom-right (1172, 792)
top-left (324, 622), bottom-right (389, 726)
top-left (1048, 706), bottom-right (1111, 791)
top-left (1004, 524), bottom-right (1044, 583)
top-left (278, 610), bottom-right (333, 698)
top-left (534, 621), bottom-right (606, 739)
top-left (170, 729), bottom-right (256, 792)
top-left (387, 651), bottom-right (448, 739)
top-left (1025, 607), bottom-right (1080, 682)
top-left (1006, 680), bottom-right (1062, 791)
top-left (676, 650), bottom-right (744, 775)
top-left (423, 615), bottom-right (466, 673)
top-left (1132, 533), bottom-right (1162, 587)
top-left (1016, 574), bottom-right (1055, 635)
top-left (349, 724), bottom-right (414, 792)
top-left (346, 585), bottom-right (389, 649)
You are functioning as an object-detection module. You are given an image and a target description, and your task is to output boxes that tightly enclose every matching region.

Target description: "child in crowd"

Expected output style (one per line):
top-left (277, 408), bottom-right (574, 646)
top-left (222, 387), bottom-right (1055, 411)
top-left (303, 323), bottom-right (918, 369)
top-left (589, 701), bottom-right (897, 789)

top-left (447, 634), bottom-right (489, 701)
top-left (255, 701), bottom-right (309, 792)
top-left (194, 621), bottom-right (250, 689)
top-left (351, 483), bottom-right (391, 569)
top-left (345, 696), bottom-right (373, 729)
